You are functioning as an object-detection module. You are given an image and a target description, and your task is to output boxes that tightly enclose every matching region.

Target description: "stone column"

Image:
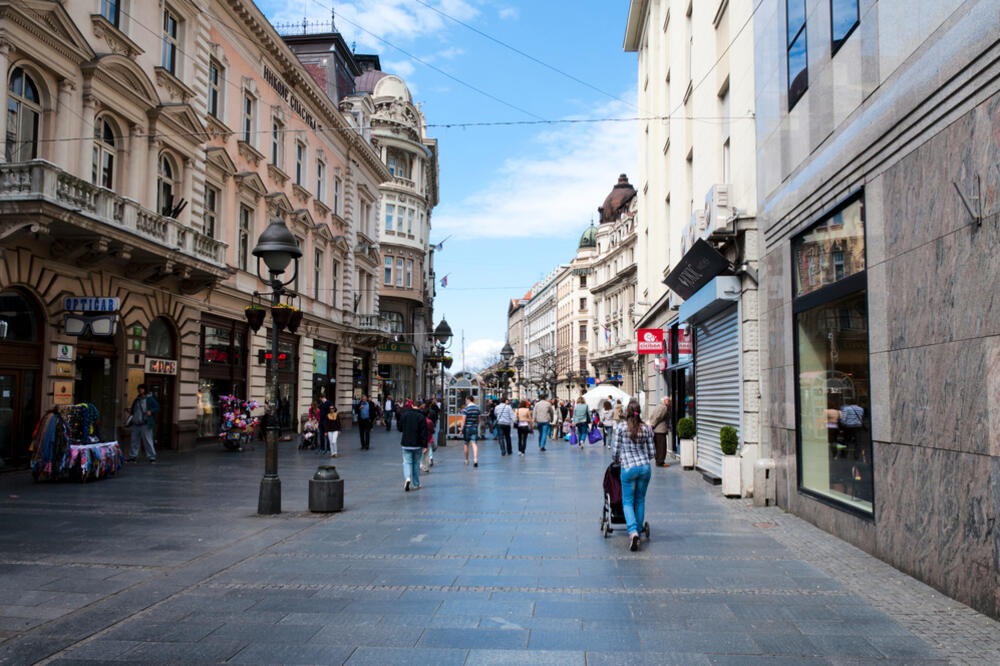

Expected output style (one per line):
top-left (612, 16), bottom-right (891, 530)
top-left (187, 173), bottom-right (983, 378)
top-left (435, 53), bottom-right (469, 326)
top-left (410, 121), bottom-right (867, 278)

top-left (0, 42), bottom-right (11, 162)
top-left (148, 139), bottom-right (161, 211)
top-left (181, 154), bottom-right (193, 225)
top-left (53, 79), bottom-right (75, 170)
top-left (126, 122), bottom-right (147, 203)
top-left (77, 91), bottom-right (96, 180)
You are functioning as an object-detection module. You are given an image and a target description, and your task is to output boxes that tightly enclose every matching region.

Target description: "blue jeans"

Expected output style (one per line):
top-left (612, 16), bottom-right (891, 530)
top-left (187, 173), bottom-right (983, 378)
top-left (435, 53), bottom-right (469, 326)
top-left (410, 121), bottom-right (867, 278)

top-left (537, 423), bottom-right (550, 449)
top-left (620, 464), bottom-right (651, 536)
top-left (575, 422), bottom-right (588, 445)
top-left (402, 448), bottom-right (422, 487)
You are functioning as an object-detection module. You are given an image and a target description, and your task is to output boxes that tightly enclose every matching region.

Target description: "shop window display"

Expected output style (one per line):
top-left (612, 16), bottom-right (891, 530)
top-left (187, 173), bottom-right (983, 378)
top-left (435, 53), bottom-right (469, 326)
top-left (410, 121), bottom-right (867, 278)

top-left (793, 196), bottom-right (872, 514)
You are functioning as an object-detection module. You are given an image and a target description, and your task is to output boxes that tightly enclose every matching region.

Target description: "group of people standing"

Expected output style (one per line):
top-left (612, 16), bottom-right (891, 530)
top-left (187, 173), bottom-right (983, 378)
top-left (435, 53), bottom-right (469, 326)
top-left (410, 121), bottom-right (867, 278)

top-left (305, 394), bottom-right (342, 457)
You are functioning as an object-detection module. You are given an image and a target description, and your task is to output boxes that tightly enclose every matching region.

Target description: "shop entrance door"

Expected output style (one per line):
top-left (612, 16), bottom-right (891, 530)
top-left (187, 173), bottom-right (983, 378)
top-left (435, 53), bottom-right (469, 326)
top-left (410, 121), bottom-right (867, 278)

top-left (75, 355), bottom-right (117, 441)
top-left (669, 367), bottom-right (693, 455)
top-left (0, 370), bottom-right (37, 467)
top-left (145, 375), bottom-right (174, 449)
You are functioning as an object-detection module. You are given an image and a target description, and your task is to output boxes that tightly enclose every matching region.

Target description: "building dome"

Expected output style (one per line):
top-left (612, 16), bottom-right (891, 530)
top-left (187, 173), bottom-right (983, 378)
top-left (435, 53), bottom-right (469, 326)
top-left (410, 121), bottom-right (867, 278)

top-left (578, 222), bottom-right (598, 249)
top-left (599, 174), bottom-right (637, 223)
top-left (373, 75), bottom-right (412, 103)
top-left (355, 69), bottom-right (388, 94)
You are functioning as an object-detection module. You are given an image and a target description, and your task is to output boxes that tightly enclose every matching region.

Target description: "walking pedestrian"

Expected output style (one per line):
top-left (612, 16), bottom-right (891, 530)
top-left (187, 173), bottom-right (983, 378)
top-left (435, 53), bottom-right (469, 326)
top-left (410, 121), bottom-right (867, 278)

top-left (398, 400), bottom-right (428, 491)
top-left (613, 399), bottom-right (624, 424)
top-left (383, 395), bottom-right (396, 431)
top-left (599, 400), bottom-right (614, 447)
top-left (572, 396), bottom-right (590, 447)
top-left (325, 403), bottom-right (341, 457)
top-left (420, 402), bottom-right (435, 472)
top-left (355, 395), bottom-right (373, 450)
top-left (317, 394), bottom-right (332, 453)
top-left (532, 394), bottom-right (554, 451)
top-left (461, 395), bottom-right (481, 467)
top-left (424, 399), bottom-right (439, 469)
top-left (125, 384), bottom-right (159, 463)
top-left (494, 397), bottom-right (514, 456)
top-left (514, 399), bottom-right (533, 456)
top-left (649, 396), bottom-right (671, 466)
top-left (612, 399), bottom-right (655, 551)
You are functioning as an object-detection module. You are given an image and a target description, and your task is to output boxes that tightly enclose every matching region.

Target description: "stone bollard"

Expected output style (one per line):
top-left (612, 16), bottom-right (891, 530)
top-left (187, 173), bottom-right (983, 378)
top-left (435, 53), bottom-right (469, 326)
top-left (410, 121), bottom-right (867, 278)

top-left (309, 466), bottom-right (344, 512)
top-left (753, 458), bottom-right (776, 507)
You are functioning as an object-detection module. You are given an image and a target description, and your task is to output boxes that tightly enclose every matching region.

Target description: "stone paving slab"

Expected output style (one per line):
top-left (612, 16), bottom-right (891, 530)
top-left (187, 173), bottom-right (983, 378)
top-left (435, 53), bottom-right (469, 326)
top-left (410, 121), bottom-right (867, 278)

top-left (0, 427), bottom-right (997, 663)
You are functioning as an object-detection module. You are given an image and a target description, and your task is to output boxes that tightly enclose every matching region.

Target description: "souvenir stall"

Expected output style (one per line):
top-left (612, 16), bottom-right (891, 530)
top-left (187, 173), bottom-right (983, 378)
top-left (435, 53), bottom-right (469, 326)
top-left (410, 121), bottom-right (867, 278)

top-left (218, 395), bottom-right (260, 451)
top-left (30, 403), bottom-right (123, 482)
top-left (445, 373), bottom-right (483, 439)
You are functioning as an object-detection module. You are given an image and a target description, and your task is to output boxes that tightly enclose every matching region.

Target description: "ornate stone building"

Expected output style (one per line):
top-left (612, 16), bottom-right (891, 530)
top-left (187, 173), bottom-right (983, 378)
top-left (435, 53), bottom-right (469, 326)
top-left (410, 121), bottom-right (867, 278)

top-left (0, 1), bottom-right (390, 468)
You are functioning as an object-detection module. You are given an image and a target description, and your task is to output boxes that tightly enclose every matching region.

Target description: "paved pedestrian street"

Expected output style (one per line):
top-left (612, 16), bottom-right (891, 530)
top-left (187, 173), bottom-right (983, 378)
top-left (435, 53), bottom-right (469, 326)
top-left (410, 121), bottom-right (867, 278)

top-left (1, 428), bottom-right (999, 665)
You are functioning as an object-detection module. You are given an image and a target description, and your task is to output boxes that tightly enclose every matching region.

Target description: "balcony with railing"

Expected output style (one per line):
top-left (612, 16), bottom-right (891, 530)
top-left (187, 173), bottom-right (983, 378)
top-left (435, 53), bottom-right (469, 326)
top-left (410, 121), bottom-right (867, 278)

top-left (355, 314), bottom-right (393, 335)
top-left (0, 160), bottom-right (227, 270)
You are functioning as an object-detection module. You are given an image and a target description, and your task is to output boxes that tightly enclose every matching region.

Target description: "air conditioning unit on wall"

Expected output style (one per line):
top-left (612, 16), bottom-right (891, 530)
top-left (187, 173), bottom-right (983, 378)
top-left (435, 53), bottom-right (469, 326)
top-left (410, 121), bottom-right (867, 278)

top-left (704, 184), bottom-right (732, 238)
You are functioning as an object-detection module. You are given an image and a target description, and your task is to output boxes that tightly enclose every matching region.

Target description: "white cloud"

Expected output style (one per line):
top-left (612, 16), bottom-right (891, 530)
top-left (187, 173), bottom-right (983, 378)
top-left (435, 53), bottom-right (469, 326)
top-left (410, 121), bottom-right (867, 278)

top-left (384, 60), bottom-right (416, 79)
top-left (433, 95), bottom-right (639, 239)
top-left (265, 0), bottom-right (480, 55)
top-left (456, 338), bottom-right (504, 372)
top-left (498, 7), bottom-right (519, 20)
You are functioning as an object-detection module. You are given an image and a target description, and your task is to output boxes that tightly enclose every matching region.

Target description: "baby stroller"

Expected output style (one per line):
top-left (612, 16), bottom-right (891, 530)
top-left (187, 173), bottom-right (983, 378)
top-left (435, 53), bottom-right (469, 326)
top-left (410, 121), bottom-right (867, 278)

top-left (600, 461), bottom-right (650, 539)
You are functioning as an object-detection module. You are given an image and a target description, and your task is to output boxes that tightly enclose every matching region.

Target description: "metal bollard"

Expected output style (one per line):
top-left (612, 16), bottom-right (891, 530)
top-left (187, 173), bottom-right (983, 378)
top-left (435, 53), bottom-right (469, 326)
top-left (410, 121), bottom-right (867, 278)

top-left (753, 458), bottom-right (776, 507)
top-left (309, 466), bottom-right (344, 512)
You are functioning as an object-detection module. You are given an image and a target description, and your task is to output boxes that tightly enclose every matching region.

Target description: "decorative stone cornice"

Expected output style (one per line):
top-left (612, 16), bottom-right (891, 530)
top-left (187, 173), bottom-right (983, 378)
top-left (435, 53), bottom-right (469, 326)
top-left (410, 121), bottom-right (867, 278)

top-left (267, 163), bottom-right (289, 186)
top-left (237, 141), bottom-right (264, 167)
top-left (154, 66), bottom-right (196, 104)
top-left (90, 14), bottom-right (143, 59)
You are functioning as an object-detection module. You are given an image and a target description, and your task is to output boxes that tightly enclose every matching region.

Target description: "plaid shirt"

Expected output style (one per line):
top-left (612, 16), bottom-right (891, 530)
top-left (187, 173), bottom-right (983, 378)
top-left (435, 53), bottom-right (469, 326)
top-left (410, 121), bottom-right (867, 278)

top-left (611, 422), bottom-right (655, 471)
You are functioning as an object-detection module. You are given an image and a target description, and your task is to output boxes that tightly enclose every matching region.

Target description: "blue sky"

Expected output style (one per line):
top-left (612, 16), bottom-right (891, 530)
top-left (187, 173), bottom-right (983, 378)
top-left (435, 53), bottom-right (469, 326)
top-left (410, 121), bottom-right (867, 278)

top-left (260, 0), bottom-right (638, 370)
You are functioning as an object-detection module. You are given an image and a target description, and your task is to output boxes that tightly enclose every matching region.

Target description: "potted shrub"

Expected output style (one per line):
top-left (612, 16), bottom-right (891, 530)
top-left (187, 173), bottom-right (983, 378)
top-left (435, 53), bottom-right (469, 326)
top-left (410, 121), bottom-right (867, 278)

top-left (677, 417), bottom-right (696, 469)
top-left (271, 303), bottom-right (295, 331)
top-left (287, 309), bottom-right (304, 334)
top-left (720, 425), bottom-right (741, 497)
top-left (244, 305), bottom-right (266, 332)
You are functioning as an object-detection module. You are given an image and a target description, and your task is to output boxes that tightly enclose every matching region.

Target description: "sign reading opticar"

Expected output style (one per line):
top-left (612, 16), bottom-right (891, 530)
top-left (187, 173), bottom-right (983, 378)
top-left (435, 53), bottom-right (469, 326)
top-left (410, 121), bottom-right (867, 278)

top-left (637, 328), bottom-right (665, 354)
top-left (64, 297), bottom-right (120, 312)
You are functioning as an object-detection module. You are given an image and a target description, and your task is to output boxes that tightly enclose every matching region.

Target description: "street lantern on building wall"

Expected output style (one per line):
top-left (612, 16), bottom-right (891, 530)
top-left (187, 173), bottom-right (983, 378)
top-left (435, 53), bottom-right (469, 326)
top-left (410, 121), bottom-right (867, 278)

top-left (251, 217), bottom-right (302, 516)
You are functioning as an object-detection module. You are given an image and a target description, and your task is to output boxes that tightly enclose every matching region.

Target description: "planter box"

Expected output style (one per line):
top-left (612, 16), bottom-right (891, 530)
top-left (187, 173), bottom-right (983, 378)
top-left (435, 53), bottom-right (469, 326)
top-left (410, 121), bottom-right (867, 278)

top-left (680, 437), bottom-right (696, 469)
top-left (722, 454), bottom-right (741, 497)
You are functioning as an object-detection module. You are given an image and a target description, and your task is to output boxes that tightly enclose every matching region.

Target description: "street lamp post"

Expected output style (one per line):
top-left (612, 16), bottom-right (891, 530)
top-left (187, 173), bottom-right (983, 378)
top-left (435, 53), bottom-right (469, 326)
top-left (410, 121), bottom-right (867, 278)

top-left (500, 341), bottom-right (514, 400)
top-left (433, 318), bottom-right (453, 447)
top-left (512, 356), bottom-right (523, 400)
top-left (251, 218), bottom-right (302, 516)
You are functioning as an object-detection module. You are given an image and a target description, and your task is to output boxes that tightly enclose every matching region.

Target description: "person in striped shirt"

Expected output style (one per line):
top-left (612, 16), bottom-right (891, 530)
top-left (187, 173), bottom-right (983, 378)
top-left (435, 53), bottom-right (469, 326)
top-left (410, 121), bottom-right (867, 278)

top-left (461, 395), bottom-right (480, 468)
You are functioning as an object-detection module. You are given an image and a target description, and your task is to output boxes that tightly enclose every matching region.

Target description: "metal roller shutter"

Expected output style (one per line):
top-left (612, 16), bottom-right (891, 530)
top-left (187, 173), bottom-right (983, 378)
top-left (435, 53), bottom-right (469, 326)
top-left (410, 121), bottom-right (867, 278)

top-left (694, 305), bottom-right (740, 477)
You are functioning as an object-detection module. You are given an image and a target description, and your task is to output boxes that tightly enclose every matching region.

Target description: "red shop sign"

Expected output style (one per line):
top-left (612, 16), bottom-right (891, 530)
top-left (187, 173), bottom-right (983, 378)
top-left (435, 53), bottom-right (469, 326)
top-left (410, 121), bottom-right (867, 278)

top-left (637, 328), bottom-right (665, 354)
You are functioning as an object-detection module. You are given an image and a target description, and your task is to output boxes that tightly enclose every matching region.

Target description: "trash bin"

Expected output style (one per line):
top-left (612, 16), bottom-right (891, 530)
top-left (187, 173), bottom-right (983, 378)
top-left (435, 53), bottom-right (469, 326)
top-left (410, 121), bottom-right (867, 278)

top-left (309, 466), bottom-right (344, 512)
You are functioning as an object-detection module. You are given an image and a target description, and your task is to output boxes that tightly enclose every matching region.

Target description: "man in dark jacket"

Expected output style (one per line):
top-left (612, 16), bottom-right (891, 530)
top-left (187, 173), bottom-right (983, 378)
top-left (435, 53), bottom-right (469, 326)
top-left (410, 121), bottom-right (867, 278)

top-left (354, 395), bottom-right (373, 450)
top-left (317, 393), bottom-right (333, 453)
top-left (398, 400), bottom-right (428, 491)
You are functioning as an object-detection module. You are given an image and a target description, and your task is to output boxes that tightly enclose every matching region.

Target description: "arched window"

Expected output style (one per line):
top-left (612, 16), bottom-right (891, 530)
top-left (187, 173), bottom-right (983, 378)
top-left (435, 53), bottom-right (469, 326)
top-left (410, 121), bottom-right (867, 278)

top-left (157, 152), bottom-right (179, 217)
top-left (147, 318), bottom-right (175, 358)
top-left (6, 67), bottom-right (41, 162)
top-left (92, 116), bottom-right (118, 190)
top-left (0, 290), bottom-right (40, 342)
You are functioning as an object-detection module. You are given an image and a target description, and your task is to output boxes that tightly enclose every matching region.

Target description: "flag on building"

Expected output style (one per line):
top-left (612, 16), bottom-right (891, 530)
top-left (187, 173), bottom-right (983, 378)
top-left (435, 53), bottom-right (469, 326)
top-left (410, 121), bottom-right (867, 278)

top-left (432, 235), bottom-right (452, 252)
top-left (440, 274), bottom-right (449, 287)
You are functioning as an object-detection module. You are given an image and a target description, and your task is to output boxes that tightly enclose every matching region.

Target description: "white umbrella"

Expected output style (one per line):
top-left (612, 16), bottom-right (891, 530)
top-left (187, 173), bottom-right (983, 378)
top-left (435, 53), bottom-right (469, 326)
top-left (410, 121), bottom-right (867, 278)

top-left (583, 386), bottom-right (630, 411)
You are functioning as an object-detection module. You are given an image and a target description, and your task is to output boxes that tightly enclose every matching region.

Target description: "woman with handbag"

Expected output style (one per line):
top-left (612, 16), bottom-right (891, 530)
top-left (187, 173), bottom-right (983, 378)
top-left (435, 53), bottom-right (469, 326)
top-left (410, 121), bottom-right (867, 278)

top-left (514, 400), bottom-right (533, 456)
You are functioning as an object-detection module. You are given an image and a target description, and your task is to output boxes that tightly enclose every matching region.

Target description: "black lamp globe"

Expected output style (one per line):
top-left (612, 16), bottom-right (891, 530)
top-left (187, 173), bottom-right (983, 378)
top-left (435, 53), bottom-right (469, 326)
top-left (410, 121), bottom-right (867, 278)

top-left (253, 217), bottom-right (302, 274)
top-left (500, 342), bottom-right (514, 364)
top-left (513, 356), bottom-right (522, 371)
top-left (434, 318), bottom-right (453, 346)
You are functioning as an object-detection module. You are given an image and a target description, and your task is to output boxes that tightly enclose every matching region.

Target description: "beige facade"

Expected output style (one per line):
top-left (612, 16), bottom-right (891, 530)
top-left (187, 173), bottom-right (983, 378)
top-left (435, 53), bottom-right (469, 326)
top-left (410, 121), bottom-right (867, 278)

top-left (0, 1), bottom-right (390, 467)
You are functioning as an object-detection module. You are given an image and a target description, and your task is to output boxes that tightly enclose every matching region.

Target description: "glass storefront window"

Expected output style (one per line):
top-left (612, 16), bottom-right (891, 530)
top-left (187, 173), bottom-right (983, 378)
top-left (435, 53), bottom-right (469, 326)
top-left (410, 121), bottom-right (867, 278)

top-left (793, 194), bottom-right (872, 515)
top-left (793, 198), bottom-right (865, 297)
top-left (147, 318), bottom-right (174, 358)
top-left (203, 326), bottom-right (231, 364)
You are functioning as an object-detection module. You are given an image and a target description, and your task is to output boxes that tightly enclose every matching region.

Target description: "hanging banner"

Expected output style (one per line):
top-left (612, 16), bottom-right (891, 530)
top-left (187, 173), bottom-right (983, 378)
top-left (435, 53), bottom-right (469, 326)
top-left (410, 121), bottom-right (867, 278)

top-left (637, 328), bottom-right (665, 354)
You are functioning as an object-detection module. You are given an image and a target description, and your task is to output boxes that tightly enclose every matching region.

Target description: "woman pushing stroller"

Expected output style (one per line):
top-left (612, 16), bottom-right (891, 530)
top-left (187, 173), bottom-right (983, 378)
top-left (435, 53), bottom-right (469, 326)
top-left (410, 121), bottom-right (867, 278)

top-left (610, 399), bottom-right (655, 551)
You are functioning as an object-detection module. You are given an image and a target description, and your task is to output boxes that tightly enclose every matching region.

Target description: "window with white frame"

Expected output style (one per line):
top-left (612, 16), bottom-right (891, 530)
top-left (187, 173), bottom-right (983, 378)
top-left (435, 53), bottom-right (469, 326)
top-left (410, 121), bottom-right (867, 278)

top-left (407, 208), bottom-right (414, 235)
top-left (383, 256), bottom-right (392, 285)
top-left (161, 7), bottom-right (180, 75)
top-left (385, 204), bottom-right (394, 232)
top-left (157, 152), bottom-right (180, 217)
top-left (207, 59), bottom-right (222, 119)
top-left (92, 116), bottom-right (119, 190)
top-left (203, 183), bottom-right (219, 238)
top-left (316, 159), bottom-right (325, 202)
top-left (395, 258), bottom-right (404, 287)
top-left (242, 92), bottom-right (255, 144)
top-left (331, 257), bottom-right (340, 306)
top-left (6, 67), bottom-right (41, 162)
top-left (333, 176), bottom-right (342, 215)
top-left (405, 259), bottom-right (413, 288)
top-left (238, 205), bottom-right (251, 271)
top-left (295, 140), bottom-right (306, 186)
top-left (314, 248), bottom-right (323, 300)
top-left (271, 119), bottom-right (283, 166)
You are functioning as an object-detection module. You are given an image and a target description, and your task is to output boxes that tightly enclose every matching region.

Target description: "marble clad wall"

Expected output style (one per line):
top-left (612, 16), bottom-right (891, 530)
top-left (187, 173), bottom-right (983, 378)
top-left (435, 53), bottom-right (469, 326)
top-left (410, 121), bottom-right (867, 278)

top-left (759, 92), bottom-right (1000, 618)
